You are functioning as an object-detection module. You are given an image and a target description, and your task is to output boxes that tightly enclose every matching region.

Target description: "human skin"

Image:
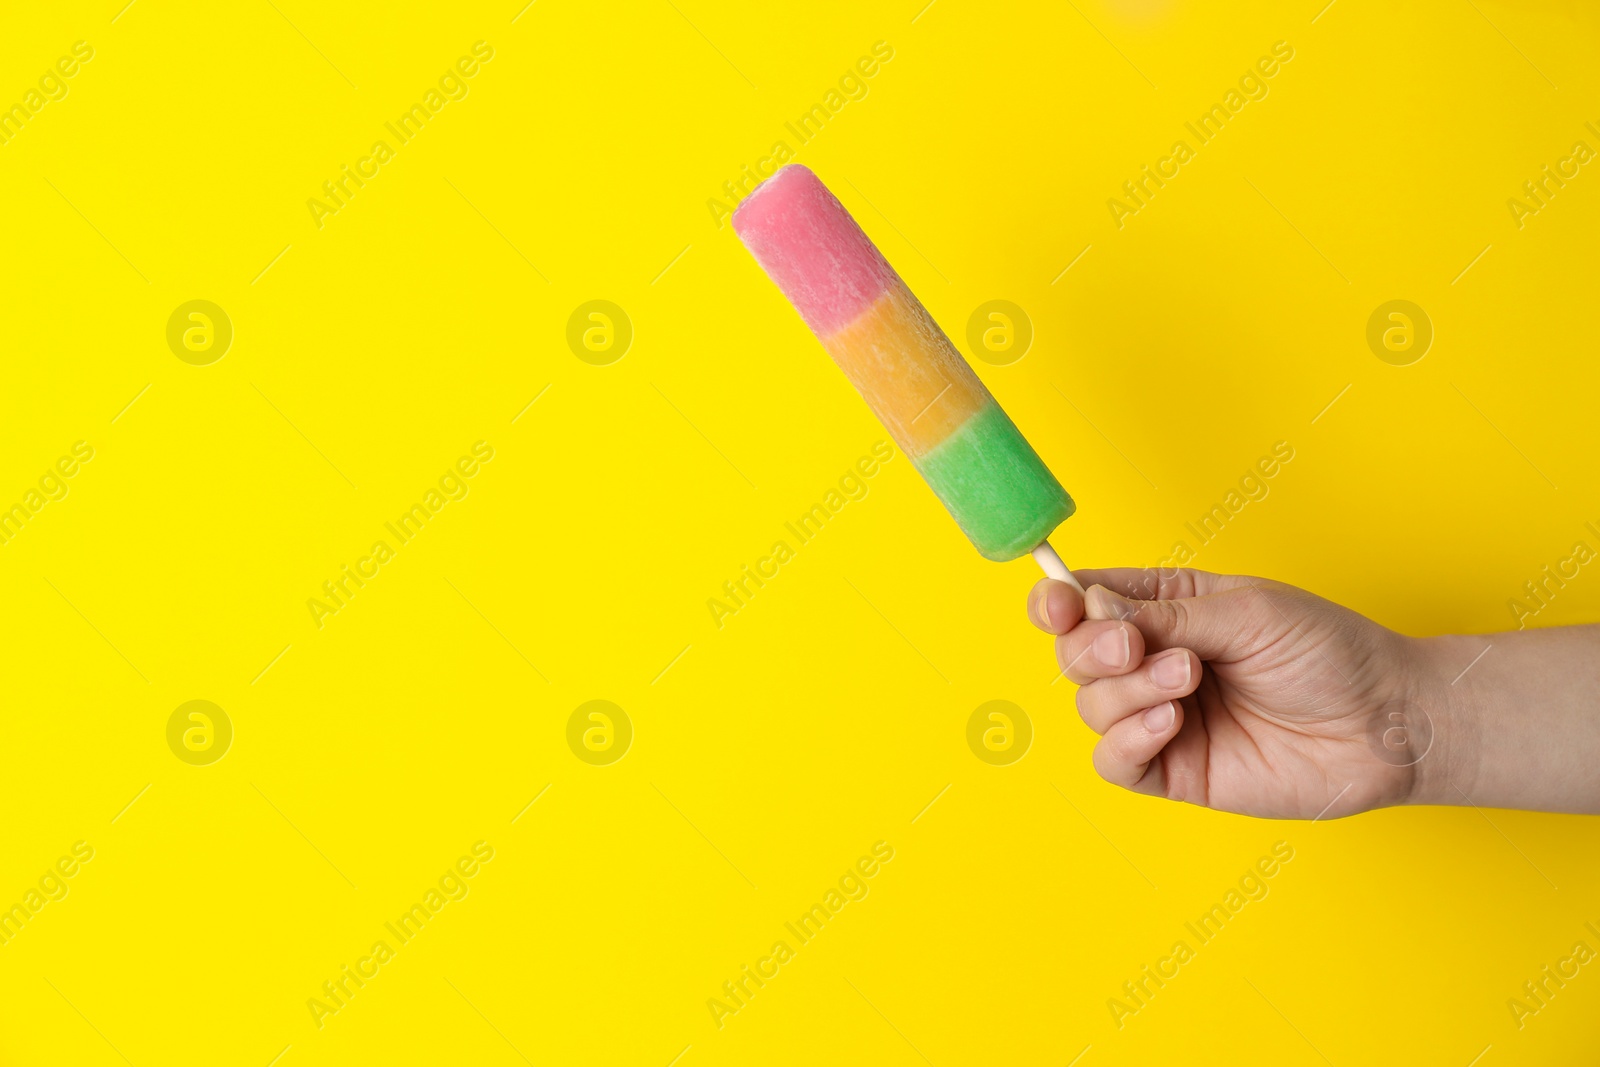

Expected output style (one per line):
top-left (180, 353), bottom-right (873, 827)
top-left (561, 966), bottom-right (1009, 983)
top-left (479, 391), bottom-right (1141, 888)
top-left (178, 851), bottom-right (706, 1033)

top-left (1029, 568), bottom-right (1600, 818)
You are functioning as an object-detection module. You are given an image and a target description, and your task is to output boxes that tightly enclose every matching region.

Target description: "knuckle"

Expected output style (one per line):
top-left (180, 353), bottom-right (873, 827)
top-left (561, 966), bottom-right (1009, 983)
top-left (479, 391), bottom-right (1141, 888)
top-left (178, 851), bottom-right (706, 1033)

top-left (1150, 597), bottom-right (1185, 634)
top-left (1170, 569), bottom-right (1200, 599)
top-left (1156, 568), bottom-right (1184, 599)
top-left (1130, 568), bottom-right (1162, 600)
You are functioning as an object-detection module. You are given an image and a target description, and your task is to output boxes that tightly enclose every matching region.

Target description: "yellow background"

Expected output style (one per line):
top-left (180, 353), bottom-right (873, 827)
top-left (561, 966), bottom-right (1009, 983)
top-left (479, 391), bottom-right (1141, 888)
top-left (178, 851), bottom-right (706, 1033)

top-left (3, 0), bottom-right (1599, 1063)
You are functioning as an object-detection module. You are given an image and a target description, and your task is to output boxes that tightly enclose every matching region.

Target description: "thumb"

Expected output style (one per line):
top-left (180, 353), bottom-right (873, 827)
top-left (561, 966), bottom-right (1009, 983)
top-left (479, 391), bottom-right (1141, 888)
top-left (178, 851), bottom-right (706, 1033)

top-left (1084, 583), bottom-right (1261, 660)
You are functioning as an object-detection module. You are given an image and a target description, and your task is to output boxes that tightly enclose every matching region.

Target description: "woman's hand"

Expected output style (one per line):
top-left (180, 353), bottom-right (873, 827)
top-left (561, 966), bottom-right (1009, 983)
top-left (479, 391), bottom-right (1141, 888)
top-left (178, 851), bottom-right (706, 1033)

top-left (1030, 567), bottom-right (1433, 819)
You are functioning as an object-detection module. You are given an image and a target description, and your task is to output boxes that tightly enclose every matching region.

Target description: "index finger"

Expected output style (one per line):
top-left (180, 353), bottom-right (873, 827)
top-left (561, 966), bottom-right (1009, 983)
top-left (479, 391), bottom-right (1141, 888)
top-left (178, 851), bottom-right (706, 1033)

top-left (1027, 578), bottom-right (1084, 635)
top-left (1073, 566), bottom-right (1254, 602)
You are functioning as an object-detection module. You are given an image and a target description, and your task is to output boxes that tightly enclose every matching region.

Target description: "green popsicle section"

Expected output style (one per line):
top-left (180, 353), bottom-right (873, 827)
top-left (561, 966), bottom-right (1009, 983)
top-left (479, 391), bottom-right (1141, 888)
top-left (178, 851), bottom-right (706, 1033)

top-left (911, 400), bottom-right (1076, 561)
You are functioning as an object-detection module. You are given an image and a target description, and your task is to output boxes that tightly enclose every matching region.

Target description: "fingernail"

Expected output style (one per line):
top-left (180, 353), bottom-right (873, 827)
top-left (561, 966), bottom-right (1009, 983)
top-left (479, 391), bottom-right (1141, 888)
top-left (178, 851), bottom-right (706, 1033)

top-left (1152, 652), bottom-right (1190, 689)
top-left (1144, 702), bottom-right (1176, 732)
top-left (1093, 626), bottom-right (1130, 668)
top-left (1046, 584), bottom-right (1076, 630)
top-left (1094, 586), bottom-right (1135, 621)
top-left (1038, 587), bottom-right (1056, 629)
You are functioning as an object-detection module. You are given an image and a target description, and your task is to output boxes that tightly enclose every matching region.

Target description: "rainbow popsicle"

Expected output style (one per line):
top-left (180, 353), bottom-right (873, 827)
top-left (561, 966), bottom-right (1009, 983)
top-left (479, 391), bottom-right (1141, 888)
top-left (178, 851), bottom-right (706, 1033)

top-left (733, 165), bottom-right (1075, 563)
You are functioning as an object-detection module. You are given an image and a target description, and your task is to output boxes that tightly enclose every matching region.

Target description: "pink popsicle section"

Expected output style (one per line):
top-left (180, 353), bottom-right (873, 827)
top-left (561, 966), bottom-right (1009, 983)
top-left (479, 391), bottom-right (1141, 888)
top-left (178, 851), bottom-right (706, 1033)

top-left (731, 165), bottom-right (897, 337)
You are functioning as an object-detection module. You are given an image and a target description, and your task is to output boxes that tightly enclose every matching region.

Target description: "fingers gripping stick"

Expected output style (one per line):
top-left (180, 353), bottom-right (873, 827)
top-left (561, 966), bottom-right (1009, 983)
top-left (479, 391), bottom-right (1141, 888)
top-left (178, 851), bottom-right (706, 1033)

top-left (1031, 540), bottom-right (1084, 594)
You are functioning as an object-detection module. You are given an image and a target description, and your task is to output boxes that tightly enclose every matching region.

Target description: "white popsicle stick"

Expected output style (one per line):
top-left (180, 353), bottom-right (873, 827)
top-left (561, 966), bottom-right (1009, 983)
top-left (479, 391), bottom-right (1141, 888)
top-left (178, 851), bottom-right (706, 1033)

top-left (1031, 539), bottom-right (1084, 593)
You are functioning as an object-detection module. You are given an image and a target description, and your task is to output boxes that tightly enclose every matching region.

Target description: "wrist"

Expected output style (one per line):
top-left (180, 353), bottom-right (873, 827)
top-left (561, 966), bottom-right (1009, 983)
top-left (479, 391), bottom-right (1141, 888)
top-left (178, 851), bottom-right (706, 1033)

top-left (1399, 634), bottom-right (1486, 807)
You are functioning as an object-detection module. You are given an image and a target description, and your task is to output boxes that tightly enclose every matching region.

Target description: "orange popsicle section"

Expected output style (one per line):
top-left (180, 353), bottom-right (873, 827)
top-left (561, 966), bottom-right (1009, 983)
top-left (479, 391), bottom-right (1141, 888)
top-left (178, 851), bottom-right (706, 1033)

top-left (821, 284), bottom-right (991, 457)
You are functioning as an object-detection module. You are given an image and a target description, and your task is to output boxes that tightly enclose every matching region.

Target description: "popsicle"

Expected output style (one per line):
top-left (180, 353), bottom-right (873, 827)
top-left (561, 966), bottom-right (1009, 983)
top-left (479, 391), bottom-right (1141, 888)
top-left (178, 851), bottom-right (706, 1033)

top-left (732, 164), bottom-right (1080, 587)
